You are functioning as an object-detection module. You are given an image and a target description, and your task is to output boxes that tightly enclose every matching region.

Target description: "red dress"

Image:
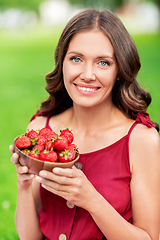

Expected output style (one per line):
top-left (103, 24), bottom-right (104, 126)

top-left (31, 112), bottom-right (154, 240)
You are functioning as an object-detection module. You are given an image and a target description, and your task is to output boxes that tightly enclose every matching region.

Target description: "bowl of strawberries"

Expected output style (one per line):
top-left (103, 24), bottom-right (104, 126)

top-left (14, 127), bottom-right (79, 175)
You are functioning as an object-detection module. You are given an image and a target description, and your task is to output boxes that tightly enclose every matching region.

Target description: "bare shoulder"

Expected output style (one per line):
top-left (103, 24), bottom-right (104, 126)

top-left (27, 108), bottom-right (73, 132)
top-left (27, 116), bottom-right (48, 131)
top-left (130, 123), bottom-right (159, 149)
top-left (129, 124), bottom-right (160, 171)
top-left (129, 124), bottom-right (160, 238)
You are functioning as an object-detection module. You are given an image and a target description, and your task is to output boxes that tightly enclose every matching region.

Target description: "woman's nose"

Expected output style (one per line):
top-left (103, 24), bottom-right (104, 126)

top-left (80, 62), bottom-right (96, 81)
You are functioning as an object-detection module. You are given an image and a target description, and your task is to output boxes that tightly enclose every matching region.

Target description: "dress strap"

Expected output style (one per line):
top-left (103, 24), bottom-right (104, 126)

top-left (127, 122), bottom-right (138, 138)
top-left (30, 111), bottom-right (43, 122)
top-left (45, 116), bottom-right (52, 130)
top-left (30, 112), bottom-right (52, 131)
top-left (135, 112), bottom-right (155, 128)
top-left (127, 112), bottom-right (154, 138)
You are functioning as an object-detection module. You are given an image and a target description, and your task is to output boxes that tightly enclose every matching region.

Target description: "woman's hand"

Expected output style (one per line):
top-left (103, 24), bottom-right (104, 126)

top-left (35, 166), bottom-right (97, 210)
top-left (9, 145), bottom-right (35, 188)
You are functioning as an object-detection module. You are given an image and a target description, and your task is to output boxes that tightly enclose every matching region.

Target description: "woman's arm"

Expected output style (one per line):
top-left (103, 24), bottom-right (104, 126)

top-left (89, 125), bottom-right (160, 239)
top-left (10, 117), bottom-right (46, 240)
top-left (35, 125), bottom-right (160, 239)
top-left (16, 178), bottom-right (43, 240)
top-left (10, 148), bottom-right (43, 240)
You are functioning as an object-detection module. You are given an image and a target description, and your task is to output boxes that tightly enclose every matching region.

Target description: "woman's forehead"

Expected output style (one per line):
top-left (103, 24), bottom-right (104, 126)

top-left (67, 29), bottom-right (114, 58)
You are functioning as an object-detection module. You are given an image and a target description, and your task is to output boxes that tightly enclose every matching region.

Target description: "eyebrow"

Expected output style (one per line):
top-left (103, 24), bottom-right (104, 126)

top-left (67, 51), bottom-right (114, 59)
top-left (67, 51), bottom-right (83, 57)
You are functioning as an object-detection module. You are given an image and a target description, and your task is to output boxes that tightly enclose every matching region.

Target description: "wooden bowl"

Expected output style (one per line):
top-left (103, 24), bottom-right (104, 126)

top-left (14, 136), bottom-right (79, 175)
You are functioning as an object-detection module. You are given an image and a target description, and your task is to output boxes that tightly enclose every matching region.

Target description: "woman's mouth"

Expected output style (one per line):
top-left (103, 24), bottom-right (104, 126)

top-left (74, 84), bottom-right (100, 95)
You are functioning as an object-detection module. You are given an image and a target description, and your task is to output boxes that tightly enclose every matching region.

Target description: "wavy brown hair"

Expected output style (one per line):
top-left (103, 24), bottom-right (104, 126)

top-left (38, 8), bottom-right (159, 131)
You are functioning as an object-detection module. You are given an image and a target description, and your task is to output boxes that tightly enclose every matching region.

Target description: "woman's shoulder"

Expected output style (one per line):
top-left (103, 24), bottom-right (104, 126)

top-left (27, 108), bottom-right (73, 132)
top-left (27, 116), bottom-right (48, 131)
top-left (130, 123), bottom-right (159, 147)
top-left (129, 123), bottom-right (160, 171)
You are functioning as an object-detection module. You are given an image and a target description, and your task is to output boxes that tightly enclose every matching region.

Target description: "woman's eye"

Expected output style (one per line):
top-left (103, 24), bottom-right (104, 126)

top-left (71, 57), bottom-right (81, 63)
top-left (99, 61), bottom-right (109, 67)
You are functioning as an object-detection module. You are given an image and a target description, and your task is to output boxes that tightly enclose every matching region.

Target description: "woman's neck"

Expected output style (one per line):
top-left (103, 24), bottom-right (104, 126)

top-left (70, 102), bottom-right (120, 135)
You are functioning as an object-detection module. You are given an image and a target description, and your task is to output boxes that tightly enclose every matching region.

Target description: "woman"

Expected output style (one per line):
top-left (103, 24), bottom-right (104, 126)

top-left (10, 8), bottom-right (160, 240)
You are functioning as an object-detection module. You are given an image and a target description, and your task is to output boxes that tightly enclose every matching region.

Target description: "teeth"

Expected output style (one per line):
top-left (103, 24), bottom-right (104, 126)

top-left (77, 86), bottom-right (97, 92)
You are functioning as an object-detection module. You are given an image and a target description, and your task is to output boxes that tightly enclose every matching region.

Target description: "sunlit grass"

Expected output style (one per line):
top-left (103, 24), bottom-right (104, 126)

top-left (0, 28), bottom-right (159, 239)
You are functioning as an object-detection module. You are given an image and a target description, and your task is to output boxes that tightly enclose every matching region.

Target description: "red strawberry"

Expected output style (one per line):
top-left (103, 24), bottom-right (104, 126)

top-left (28, 151), bottom-right (40, 159)
top-left (53, 136), bottom-right (68, 151)
top-left (16, 136), bottom-right (32, 149)
top-left (39, 127), bottom-right (57, 141)
top-left (45, 140), bottom-right (54, 151)
top-left (36, 135), bottom-right (47, 146)
top-left (44, 131), bottom-right (57, 141)
top-left (33, 144), bottom-right (45, 152)
top-left (58, 147), bottom-right (75, 163)
top-left (39, 127), bottom-right (51, 136)
top-left (60, 128), bottom-right (74, 144)
top-left (68, 143), bottom-right (76, 149)
top-left (39, 150), bottom-right (57, 162)
top-left (27, 130), bottom-right (39, 139)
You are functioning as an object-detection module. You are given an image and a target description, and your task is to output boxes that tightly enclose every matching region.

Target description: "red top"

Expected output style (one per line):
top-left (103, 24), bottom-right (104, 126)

top-left (31, 112), bottom-right (154, 240)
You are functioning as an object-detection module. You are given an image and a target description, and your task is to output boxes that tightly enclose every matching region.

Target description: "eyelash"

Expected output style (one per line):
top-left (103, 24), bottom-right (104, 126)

top-left (98, 61), bottom-right (110, 67)
top-left (70, 56), bottom-right (81, 62)
top-left (70, 56), bottom-right (110, 67)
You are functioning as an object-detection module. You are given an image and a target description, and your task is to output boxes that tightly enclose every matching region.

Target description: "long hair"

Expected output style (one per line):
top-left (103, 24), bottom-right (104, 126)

top-left (38, 8), bottom-right (159, 131)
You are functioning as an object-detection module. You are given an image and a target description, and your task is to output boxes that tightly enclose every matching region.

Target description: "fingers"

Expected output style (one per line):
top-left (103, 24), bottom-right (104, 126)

top-left (10, 146), bottom-right (35, 187)
top-left (16, 164), bottom-right (28, 174)
top-left (36, 166), bottom-right (80, 186)
top-left (9, 145), bottom-right (15, 154)
top-left (37, 170), bottom-right (73, 186)
top-left (52, 166), bottom-right (79, 178)
top-left (35, 166), bottom-right (84, 194)
top-left (11, 152), bottom-right (20, 165)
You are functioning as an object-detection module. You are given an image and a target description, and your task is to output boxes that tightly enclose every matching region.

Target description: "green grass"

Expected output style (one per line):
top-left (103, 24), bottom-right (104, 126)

top-left (0, 28), bottom-right (160, 239)
top-left (133, 33), bottom-right (160, 121)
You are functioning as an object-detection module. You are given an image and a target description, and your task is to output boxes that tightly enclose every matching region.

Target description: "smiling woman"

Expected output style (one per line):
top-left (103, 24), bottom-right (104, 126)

top-left (10, 8), bottom-right (160, 240)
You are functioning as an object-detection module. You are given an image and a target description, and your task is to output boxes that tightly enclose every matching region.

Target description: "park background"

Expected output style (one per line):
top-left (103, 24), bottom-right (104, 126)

top-left (0, 0), bottom-right (160, 239)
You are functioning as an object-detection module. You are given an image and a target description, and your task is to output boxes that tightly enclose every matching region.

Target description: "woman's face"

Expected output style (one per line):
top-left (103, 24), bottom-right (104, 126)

top-left (63, 29), bottom-right (118, 108)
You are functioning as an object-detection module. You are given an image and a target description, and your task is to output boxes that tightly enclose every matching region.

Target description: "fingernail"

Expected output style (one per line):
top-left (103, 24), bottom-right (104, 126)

top-left (39, 171), bottom-right (47, 177)
top-left (53, 168), bottom-right (59, 174)
top-left (35, 176), bottom-right (42, 182)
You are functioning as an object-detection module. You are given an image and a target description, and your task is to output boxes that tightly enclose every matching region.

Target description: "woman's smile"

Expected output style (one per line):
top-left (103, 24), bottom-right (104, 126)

top-left (74, 83), bottom-right (100, 95)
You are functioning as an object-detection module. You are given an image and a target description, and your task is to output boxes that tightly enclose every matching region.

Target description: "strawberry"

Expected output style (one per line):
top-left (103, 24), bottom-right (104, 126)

top-left (45, 140), bottom-right (54, 151)
top-left (53, 136), bottom-right (68, 151)
top-left (27, 130), bottom-right (39, 139)
top-left (60, 128), bottom-right (74, 144)
top-left (58, 147), bottom-right (75, 163)
top-left (68, 143), bottom-right (76, 149)
top-left (15, 136), bottom-right (32, 149)
top-left (39, 127), bottom-right (57, 141)
top-left (33, 144), bottom-right (45, 152)
top-left (39, 127), bottom-right (51, 137)
top-left (44, 131), bottom-right (57, 141)
top-left (68, 143), bottom-right (78, 154)
top-left (36, 135), bottom-right (47, 146)
top-left (28, 150), bottom-right (40, 159)
top-left (39, 150), bottom-right (57, 162)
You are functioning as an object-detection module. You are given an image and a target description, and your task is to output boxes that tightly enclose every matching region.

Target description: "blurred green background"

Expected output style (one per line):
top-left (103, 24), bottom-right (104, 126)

top-left (0, 0), bottom-right (160, 239)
